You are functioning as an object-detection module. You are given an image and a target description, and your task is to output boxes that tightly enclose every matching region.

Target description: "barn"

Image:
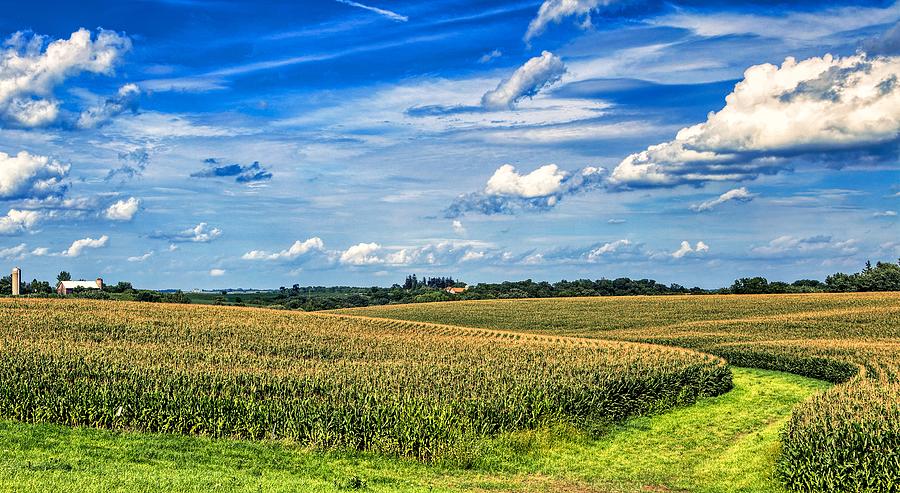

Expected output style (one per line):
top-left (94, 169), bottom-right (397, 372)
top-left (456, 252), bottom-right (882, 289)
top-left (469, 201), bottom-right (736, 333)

top-left (57, 278), bottom-right (104, 295)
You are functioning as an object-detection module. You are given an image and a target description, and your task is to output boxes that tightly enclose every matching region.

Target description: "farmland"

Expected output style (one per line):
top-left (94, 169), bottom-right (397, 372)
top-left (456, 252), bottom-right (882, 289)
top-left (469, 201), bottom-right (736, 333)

top-left (0, 294), bottom-right (896, 492)
top-left (337, 292), bottom-right (900, 492)
top-left (0, 298), bottom-right (729, 464)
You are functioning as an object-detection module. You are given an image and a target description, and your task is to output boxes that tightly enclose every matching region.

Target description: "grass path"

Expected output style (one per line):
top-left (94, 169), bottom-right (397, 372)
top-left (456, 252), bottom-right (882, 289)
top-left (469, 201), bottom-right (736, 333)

top-left (0, 368), bottom-right (827, 493)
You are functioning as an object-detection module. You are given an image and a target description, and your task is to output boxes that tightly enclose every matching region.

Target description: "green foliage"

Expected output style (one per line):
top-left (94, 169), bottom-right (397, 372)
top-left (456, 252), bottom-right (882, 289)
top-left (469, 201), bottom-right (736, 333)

top-left (56, 272), bottom-right (71, 283)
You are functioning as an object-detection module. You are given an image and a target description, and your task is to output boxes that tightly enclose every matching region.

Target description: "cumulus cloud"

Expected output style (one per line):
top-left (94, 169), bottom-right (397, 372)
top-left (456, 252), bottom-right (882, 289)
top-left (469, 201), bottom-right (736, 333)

top-left (446, 164), bottom-right (604, 217)
top-left (191, 159), bottom-right (272, 184)
top-left (690, 187), bottom-right (755, 212)
top-left (672, 240), bottom-right (709, 259)
top-left (128, 251), bottom-right (153, 262)
top-left (105, 197), bottom-right (141, 221)
top-left (0, 151), bottom-right (69, 200)
top-left (209, 268), bottom-right (226, 277)
top-left (0, 28), bottom-right (131, 127)
top-left (0, 243), bottom-right (27, 259)
top-left (452, 220), bottom-right (466, 235)
top-left (151, 222), bottom-right (221, 243)
top-left (242, 237), bottom-right (325, 261)
top-left (0, 209), bottom-right (41, 235)
top-left (335, 0), bottom-right (408, 22)
top-left (525, 0), bottom-right (617, 41)
top-left (76, 83), bottom-right (140, 129)
top-left (609, 54), bottom-right (900, 189)
top-left (751, 235), bottom-right (857, 257)
top-left (340, 242), bottom-right (383, 265)
top-left (63, 235), bottom-right (108, 257)
top-left (31, 247), bottom-right (48, 256)
top-left (481, 51), bottom-right (566, 110)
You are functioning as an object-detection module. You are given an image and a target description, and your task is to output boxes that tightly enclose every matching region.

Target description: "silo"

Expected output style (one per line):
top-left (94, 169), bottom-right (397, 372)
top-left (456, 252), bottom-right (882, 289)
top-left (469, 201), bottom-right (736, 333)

top-left (11, 267), bottom-right (20, 296)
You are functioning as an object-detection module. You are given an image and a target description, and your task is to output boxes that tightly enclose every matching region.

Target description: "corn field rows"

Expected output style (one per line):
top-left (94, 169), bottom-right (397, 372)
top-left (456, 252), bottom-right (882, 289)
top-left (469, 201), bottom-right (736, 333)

top-left (0, 299), bottom-right (730, 462)
top-left (343, 293), bottom-right (900, 492)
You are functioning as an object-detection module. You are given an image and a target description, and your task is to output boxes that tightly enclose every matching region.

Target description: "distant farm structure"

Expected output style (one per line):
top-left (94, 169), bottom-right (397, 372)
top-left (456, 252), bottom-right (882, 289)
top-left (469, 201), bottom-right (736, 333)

top-left (11, 268), bottom-right (20, 296)
top-left (57, 278), bottom-right (104, 295)
top-left (444, 286), bottom-right (468, 295)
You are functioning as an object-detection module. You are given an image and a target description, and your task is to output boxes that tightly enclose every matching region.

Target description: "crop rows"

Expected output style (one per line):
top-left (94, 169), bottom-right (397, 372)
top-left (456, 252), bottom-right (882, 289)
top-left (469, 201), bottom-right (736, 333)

top-left (340, 293), bottom-right (900, 492)
top-left (0, 299), bottom-right (730, 463)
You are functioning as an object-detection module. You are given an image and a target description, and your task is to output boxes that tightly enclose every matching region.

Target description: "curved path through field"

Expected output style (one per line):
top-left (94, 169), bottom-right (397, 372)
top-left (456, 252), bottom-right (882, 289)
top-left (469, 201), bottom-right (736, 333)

top-left (0, 301), bottom-right (842, 492)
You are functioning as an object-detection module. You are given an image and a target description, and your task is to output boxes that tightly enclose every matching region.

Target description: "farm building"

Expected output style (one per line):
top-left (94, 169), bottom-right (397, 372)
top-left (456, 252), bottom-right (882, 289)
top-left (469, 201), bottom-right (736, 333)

top-left (444, 286), bottom-right (468, 294)
top-left (57, 278), bottom-right (104, 295)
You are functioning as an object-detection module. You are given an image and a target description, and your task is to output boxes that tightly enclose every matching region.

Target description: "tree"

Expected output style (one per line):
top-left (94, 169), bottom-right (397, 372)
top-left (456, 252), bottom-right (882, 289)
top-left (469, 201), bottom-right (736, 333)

top-left (57, 271), bottom-right (72, 282)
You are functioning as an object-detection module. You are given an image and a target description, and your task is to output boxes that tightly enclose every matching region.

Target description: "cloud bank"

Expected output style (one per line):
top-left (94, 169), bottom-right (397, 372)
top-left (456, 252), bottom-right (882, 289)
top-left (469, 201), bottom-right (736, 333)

top-left (609, 54), bottom-right (900, 189)
top-left (0, 151), bottom-right (69, 200)
top-left (0, 28), bottom-right (131, 127)
top-left (242, 237), bottom-right (325, 260)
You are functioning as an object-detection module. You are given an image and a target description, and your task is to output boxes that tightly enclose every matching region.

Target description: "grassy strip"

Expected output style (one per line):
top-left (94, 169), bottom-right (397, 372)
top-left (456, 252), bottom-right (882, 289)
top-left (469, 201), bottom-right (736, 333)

top-left (0, 368), bottom-right (827, 493)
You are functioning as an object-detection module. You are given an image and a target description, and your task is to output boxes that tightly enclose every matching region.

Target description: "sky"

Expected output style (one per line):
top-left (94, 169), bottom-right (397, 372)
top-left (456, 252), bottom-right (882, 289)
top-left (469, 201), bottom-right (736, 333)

top-left (0, 0), bottom-right (898, 289)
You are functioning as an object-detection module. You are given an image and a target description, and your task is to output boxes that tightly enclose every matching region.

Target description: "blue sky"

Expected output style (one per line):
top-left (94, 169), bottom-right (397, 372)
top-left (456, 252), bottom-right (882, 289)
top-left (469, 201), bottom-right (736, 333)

top-left (0, 0), bottom-right (898, 289)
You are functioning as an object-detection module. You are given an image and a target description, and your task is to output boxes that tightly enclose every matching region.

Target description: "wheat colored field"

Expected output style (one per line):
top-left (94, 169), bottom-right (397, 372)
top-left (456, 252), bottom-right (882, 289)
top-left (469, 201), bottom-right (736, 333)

top-left (336, 292), bottom-right (900, 492)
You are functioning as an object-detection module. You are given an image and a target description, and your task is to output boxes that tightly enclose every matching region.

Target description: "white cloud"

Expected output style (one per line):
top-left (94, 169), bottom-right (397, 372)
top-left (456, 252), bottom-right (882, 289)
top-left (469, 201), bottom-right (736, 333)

top-left (242, 237), bottom-right (325, 261)
top-left (335, 0), bottom-right (408, 22)
top-left (76, 83), bottom-right (140, 129)
top-left (153, 222), bottom-right (222, 243)
top-left (128, 251), bottom-right (153, 262)
top-left (751, 235), bottom-right (857, 257)
top-left (672, 240), bottom-right (709, 259)
top-left (452, 220), bottom-right (466, 235)
top-left (874, 210), bottom-right (898, 217)
top-left (209, 268), bottom-right (226, 277)
top-left (339, 242), bottom-right (383, 265)
top-left (0, 28), bottom-right (131, 127)
top-left (63, 235), bottom-right (109, 257)
top-left (0, 209), bottom-right (41, 235)
top-left (608, 218), bottom-right (626, 224)
top-left (656, 3), bottom-right (900, 43)
top-left (609, 54), bottom-right (900, 188)
top-left (0, 243), bottom-right (27, 259)
top-left (486, 163), bottom-right (568, 198)
top-left (31, 247), bottom-right (48, 256)
top-left (525, 0), bottom-right (615, 41)
top-left (0, 150), bottom-right (69, 200)
top-left (481, 51), bottom-right (566, 110)
top-left (447, 164), bottom-right (604, 216)
top-left (104, 197), bottom-right (141, 221)
top-left (478, 49), bottom-right (503, 64)
top-left (587, 239), bottom-right (635, 261)
top-left (690, 187), bottom-right (755, 212)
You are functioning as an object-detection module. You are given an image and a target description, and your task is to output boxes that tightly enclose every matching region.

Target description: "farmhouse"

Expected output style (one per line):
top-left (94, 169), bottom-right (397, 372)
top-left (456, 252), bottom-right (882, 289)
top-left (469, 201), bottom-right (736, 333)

top-left (57, 278), bottom-right (104, 295)
top-left (444, 286), bottom-right (468, 294)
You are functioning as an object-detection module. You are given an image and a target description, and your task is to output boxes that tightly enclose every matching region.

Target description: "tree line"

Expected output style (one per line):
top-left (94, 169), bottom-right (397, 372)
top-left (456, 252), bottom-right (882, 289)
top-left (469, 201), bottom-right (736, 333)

top-left (2, 260), bottom-right (899, 309)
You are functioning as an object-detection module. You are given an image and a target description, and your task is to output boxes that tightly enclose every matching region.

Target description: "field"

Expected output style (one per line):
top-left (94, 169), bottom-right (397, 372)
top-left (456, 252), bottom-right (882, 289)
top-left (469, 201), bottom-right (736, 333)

top-left (1, 294), bottom-right (897, 492)
top-left (336, 293), bottom-right (900, 492)
top-left (0, 299), bottom-right (729, 464)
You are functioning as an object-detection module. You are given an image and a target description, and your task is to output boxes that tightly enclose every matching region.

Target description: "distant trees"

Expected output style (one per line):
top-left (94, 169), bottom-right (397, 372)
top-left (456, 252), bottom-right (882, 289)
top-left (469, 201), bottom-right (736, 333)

top-left (57, 271), bottom-right (71, 282)
top-left (826, 260), bottom-right (900, 292)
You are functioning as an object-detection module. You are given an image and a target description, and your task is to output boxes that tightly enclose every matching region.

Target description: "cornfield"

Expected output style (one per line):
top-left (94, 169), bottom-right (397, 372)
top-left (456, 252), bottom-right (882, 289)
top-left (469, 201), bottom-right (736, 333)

top-left (0, 298), bottom-right (730, 463)
top-left (340, 292), bottom-right (900, 492)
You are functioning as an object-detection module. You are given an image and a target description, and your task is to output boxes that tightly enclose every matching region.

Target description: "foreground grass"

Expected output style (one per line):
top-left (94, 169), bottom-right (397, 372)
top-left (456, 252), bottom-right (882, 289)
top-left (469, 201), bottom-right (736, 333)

top-left (0, 368), bottom-right (827, 493)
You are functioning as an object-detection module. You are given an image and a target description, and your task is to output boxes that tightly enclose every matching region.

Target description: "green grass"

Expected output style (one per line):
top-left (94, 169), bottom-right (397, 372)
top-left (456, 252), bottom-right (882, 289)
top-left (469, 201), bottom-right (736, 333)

top-left (0, 368), bottom-right (828, 492)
